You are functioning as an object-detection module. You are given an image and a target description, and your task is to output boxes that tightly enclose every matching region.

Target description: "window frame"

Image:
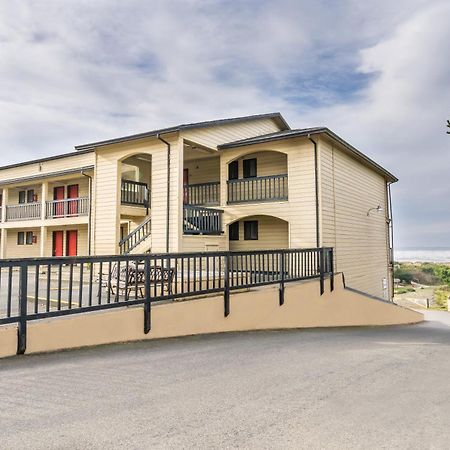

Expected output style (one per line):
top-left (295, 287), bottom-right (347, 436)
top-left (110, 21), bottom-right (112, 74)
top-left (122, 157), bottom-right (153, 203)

top-left (229, 221), bottom-right (239, 241)
top-left (243, 158), bottom-right (257, 178)
top-left (244, 220), bottom-right (258, 240)
top-left (26, 231), bottom-right (34, 245)
top-left (17, 232), bottom-right (25, 245)
top-left (27, 189), bottom-right (35, 203)
top-left (18, 191), bottom-right (26, 204)
top-left (228, 161), bottom-right (239, 180)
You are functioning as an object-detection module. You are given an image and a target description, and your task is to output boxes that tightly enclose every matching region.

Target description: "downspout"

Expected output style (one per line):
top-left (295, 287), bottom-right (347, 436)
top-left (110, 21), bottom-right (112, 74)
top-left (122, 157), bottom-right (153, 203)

top-left (81, 171), bottom-right (93, 255)
top-left (308, 135), bottom-right (320, 248)
top-left (157, 133), bottom-right (171, 253)
top-left (387, 181), bottom-right (395, 300)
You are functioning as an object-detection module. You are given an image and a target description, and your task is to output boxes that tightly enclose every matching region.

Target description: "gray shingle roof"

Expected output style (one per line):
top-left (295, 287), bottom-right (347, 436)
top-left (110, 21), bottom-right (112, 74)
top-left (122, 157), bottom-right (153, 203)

top-left (74, 112), bottom-right (290, 151)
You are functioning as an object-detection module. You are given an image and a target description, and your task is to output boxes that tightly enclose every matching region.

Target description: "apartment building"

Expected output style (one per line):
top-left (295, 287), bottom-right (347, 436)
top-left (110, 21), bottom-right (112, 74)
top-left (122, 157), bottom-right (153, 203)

top-left (0, 113), bottom-right (396, 299)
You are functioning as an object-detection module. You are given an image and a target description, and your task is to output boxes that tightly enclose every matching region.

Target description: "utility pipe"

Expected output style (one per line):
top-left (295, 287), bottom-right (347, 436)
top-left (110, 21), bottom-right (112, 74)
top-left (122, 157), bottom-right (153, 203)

top-left (157, 133), bottom-right (171, 253)
top-left (308, 135), bottom-right (320, 248)
top-left (81, 170), bottom-right (93, 255)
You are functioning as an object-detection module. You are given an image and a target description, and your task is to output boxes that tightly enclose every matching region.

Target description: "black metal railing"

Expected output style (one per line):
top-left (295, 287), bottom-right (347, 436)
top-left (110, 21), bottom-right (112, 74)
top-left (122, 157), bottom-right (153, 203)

top-left (119, 217), bottom-right (152, 254)
top-left (0, 247), bottom-right (334, 355)
top-left (121, 179), bottom-right (150, 207)
top-left (227, 174), bottom-right (288, 204)
top-left (183, 205), bottom-right (223, 235)
top-left (184, 182), bottom-right (220, 206)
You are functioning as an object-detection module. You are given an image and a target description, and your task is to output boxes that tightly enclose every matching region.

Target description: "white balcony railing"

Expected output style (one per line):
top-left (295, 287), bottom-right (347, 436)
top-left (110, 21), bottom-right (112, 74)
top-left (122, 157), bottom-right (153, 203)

top-left (45, 197), bottom-right (89, 219)
top-left (5, 203), bottom-right (42, 222)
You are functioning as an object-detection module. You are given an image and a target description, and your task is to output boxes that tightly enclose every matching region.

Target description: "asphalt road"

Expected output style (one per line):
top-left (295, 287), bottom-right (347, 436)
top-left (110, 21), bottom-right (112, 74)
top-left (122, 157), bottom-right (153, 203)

top-left (1, 311), bottom-right (450, 449)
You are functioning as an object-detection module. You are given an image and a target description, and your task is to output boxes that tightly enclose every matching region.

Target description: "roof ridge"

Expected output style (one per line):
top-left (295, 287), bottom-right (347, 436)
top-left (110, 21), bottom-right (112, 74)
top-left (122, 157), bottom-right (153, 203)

top-left (74, 112), bottom-right (290, 151)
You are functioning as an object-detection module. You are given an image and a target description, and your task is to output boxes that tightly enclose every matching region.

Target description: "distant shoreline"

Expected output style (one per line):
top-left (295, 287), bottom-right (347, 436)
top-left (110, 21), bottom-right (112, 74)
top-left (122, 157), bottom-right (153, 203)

top-left (395, 248), bottom-right (450, 264)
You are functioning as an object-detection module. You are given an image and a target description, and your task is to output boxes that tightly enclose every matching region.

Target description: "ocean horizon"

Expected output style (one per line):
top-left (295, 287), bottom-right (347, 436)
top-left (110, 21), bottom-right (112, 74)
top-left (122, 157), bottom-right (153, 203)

top-left (395, 247), bottom-right (450, 263)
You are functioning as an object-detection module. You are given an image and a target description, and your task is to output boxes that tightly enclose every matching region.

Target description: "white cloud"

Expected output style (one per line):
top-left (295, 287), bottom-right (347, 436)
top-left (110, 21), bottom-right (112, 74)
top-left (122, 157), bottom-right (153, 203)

top-left (0, 0), bottom-right (448, 246)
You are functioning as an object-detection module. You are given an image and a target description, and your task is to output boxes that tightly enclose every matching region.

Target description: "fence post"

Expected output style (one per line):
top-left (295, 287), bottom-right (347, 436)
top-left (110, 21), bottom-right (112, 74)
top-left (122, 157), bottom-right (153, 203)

top-left (17, 264), bottom-right (28, 355)
top-left (279, 251), bottom-right (285, 306)
top-left (319, 248), bottom-right (325, 296)
top-left (224, 253), bottom-right (230, 317)
top-left (144, 257), bottom-right (151, 334)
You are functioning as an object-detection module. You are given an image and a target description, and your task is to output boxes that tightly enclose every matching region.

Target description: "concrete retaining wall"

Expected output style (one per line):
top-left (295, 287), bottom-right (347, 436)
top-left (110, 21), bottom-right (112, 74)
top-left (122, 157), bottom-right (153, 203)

top-left (0, 274), bottom-right (423, 358)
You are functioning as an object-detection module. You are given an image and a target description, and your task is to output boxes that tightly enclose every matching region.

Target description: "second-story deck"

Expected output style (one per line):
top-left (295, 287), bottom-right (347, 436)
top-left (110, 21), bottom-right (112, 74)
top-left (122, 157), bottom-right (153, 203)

top-left (227, 174), bottom-right (288, 204)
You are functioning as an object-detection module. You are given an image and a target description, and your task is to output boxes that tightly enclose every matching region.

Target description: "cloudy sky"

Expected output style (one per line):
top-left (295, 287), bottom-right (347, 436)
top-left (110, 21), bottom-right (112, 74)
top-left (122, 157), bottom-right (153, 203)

top-left (0, 0), bottom-right (449, 247)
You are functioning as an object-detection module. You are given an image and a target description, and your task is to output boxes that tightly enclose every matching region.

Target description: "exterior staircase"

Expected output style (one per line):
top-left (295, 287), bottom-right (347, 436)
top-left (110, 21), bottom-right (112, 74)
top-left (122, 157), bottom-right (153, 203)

top-left (119, 216), bottom-right (152, 254)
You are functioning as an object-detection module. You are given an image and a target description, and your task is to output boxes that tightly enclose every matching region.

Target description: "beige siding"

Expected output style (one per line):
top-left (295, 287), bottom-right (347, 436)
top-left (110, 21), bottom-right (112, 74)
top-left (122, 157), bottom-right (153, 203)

top-left (220, 138), bottom-right (317, 249)
top-left (184, 156), bottom-right (220, 185)
top-left (229, 215), bottom-right (288, 252)
top-left (231, 151), bottom-right (287, 178)
top-left (319, 138), bottom-right (390, 299)
top-left (181, 235), bottom-right (228, 252)
top-left (181, 118), bottom-right (281, 149)
top-left (45, 225), bottom-right (89, 256)
top-left (0, 152), bottom-right (94, 183)
top-left (93, 135), bottom-right (182, 255)
top-left (46, 177), bottom-right (90, 201)
top-left (5, 228), bottom-right (41, 258)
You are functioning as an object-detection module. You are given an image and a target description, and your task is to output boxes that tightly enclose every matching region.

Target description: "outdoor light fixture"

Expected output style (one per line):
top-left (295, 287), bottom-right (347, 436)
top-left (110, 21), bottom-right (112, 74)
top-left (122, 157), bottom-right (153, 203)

top-left (367, 205), bottom-right (383, 216)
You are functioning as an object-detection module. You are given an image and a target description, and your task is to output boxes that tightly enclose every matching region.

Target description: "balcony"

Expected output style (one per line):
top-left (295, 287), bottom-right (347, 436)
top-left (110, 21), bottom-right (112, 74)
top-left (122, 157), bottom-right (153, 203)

top-left (45, 197), bottom-right (89, 219)
top-left (183, 205), bottom-right (223, 235)
top-left (184, 182), bottom-right (220, 206)
top-left (121, 179), bottom-right (150, 207)
top-left (5, 203), bottom-right (41, 222)
top-left (227, 174), bottom-right (288, 204)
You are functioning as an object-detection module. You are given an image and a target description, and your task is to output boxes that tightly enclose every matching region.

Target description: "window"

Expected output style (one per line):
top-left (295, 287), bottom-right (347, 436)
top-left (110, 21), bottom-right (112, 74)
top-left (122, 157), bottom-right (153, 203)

top-left (27, 189), bottom-right (35, 203)
top-left (17, 232), bottom-right (25, 245)
top-left (244, 220), bottom-right (258, 240)
top-left (228, 161), bottom-right (239, 180)
top-left (18, 191), bottom-right (26, 204)
top-left (229, 222), bottom-right (239, 241)
top-left (26, 231), bottom-right (34, 245)
top-left (243, 158), bottom-right (257, 178)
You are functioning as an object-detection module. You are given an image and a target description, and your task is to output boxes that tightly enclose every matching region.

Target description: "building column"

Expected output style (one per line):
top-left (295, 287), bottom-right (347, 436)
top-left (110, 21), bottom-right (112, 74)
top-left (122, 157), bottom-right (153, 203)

top-left (0, 228), bottom-right (7, 259)
top-left (40, 226), bottom-right (47, 257)
top-left (41, 181), bottom-right (48, 220)
top-left (2, 187), bottom-right (8, 223)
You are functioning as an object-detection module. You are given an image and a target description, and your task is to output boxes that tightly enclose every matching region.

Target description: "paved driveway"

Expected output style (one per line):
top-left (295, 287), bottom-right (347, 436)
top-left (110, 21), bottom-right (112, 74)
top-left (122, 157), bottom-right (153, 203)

top-left (1, 311), bottom-right (450, 449)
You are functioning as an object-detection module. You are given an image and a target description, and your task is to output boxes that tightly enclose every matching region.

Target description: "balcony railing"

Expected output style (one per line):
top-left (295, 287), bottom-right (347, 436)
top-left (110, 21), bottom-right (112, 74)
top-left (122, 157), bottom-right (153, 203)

top-left (46, 197), bottom-right (89, 219)
top-left (121, 179), bottom-right (150, 207)
top-left (183, 205), bottom-right (223, 235)
top-left (184, 182), bottom-right (220, 206)
top-left (5, 203), bottom-right (41, 222)
top-left (227, 174), bottom-right (288, 204)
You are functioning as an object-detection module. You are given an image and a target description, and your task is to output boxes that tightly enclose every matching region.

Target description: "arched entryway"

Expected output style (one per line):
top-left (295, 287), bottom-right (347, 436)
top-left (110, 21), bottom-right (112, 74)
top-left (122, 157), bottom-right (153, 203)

top-left (228, 214), bottom-right (289, 252)
top-left (120, 154), bottom-right (152, 208)
top-left (226, 150), bottom-right (288, 204)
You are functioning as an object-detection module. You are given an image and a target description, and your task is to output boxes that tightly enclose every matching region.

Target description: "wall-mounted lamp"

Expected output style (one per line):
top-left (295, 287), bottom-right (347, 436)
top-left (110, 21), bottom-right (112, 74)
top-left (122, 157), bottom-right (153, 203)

top-left (367, 205), bottom-right (383, 216)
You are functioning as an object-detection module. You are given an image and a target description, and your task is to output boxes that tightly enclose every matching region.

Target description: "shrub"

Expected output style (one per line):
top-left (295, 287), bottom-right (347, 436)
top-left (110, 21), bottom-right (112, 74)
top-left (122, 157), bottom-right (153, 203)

top-left (434, 289), bottom-right (450, 309)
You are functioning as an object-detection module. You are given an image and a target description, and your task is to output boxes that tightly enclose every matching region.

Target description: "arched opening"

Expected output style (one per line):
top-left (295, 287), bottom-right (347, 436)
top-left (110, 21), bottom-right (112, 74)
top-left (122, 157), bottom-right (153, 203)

top-left (119, 154), bottom-right (152, 252)
top-left (183, 141), bottom-right (220, 206)
top-left (120, 154), bottom-right (152, 209)
top-left (228, 214), bottom-right (289, 252)
top-left (227, 150), bottom-right (288, 204)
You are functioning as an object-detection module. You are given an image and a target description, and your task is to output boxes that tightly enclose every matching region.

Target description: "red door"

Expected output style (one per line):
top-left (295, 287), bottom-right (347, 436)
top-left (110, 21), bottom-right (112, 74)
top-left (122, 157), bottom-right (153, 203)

top-left (66, 230), bottom-right (78, 256)
top-left (67, 184), bottom-right (79, 216)
top-left (52, 231), bottom-right (64, 257)
top-left (183, 169), bottom-right (189, 204)
top-left (53, 186), bottom-right (65, 217)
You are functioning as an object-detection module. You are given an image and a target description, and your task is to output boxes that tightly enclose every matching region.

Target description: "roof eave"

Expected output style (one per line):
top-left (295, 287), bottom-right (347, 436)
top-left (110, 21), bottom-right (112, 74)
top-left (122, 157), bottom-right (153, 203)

top-left (219, 128), bottom-right (398, 184)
